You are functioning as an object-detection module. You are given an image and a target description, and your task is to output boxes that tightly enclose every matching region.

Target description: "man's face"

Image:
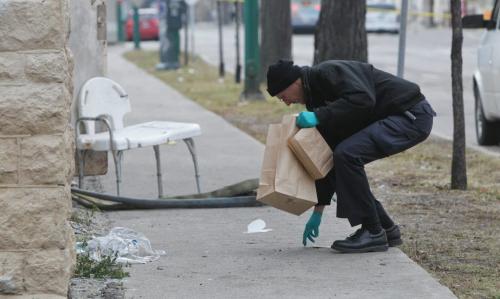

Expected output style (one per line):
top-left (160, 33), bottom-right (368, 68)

top-left (276, 79), bottom-right (305, 106)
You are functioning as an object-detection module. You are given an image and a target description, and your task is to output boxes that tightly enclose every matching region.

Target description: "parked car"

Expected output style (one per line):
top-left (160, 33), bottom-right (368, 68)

top-left (291, 0), bottom-right (320, 34)
top-left (365, 2), bottom-right (400, 34)
top-left (463, 0), bottom-right (500, 145)
top-left (291, 1), bottom-right (399, 34)
top-left (125, 8), bottom-right (159, 41)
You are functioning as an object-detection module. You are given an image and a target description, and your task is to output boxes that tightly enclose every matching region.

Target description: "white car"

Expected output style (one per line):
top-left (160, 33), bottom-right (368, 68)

top-left (366, 3), bottom-right (400, 34)
top-left (291, 0), bottom-right (321, 34)
top-left (463, 0), bottom-right (500, 145)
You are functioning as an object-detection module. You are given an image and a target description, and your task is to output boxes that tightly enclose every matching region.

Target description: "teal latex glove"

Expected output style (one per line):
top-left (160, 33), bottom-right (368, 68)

top-left (303, 211), bottom-right (322, 246)
top-left (296, 111), bottom-right (319, 128)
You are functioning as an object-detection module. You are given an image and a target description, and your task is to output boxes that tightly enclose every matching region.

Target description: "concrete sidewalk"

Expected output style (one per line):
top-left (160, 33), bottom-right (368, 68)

top-left (99, 44), bottom-right (456, 298)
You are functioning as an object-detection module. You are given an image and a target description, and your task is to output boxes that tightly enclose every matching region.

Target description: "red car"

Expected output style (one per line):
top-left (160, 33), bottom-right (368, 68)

top-left (125, 8), bottom-right (159, 41)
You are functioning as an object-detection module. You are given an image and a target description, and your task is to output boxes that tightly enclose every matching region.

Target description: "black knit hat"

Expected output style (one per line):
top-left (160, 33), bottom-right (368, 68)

top-left (266, 60), bottom-right (302, 96)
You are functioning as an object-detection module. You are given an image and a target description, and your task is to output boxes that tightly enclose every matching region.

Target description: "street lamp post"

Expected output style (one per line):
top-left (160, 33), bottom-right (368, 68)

top-left (117, 0), bottom-right (125, 42)
top-left (184, 4), bottom-right (189, 66)
top-left (241, 0), bottom-right (264, 100)
top-left (133, 6), bottom-right (141, 49)
top-left (235, 1), bottom-right (242, 83)
top-left (217, 0), bottom-right (225, 77)
top-left (185, 0), bottom-right (198, 62)
top-left (397, 0), bottom-right (409, 78)
top-left (130, 0), bottom-right (142, 49)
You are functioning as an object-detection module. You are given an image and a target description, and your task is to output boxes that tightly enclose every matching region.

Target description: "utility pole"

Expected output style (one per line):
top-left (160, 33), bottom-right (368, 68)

top-left (130, 0), bottom-right (142, 50)
top-left (217, 0), bottom-right (225, 77)
top-left (397, 0), bottom-right (409, 77)
top-left (235, 1), bottom-right (242, 83)
top-left (184, 3), bottom-right (189, 66)
top-left (185, 0), bottom-right (198, 62)
top-left (133, 5), bottom-right (141, 49)
top-left (117, 0), bottom-right (125, 42)
top-left (241, 0), bottom-right (264, 101)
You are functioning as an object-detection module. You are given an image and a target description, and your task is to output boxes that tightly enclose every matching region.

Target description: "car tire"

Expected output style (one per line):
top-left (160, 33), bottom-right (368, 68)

top-left (475, 86), bottom-right (500, 145)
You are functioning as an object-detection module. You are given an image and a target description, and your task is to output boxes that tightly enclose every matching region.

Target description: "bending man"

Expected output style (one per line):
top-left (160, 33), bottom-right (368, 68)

top-left (266, 59), bottom-right (436, 253)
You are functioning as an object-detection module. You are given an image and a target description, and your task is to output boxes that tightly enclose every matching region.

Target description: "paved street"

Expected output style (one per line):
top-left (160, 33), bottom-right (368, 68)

top-left (172, 22), bottom-right (500, 156)
top-left (102, 44), bottom-right (457, 299)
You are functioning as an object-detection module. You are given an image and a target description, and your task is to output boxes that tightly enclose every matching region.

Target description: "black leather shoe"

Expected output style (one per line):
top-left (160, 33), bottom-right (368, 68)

top-left (331, 229), bottom-right (388, 253)
top-left (385, 225), bottom-right (403, 247)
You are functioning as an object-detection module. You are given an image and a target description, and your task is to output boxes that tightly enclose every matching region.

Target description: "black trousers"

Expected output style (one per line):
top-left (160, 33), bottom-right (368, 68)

top-left (316, 99), bottom-right (436, 226)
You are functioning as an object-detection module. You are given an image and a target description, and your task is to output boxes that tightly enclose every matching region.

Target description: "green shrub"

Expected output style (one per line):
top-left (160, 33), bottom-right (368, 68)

top-left (73, 242), bottom-right (129, 279)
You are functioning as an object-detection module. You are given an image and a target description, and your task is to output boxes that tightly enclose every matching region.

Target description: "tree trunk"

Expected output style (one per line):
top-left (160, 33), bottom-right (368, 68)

top-left (450, 0), bottom-right (467, 190)
top-left (314, 0), bottom-right (367, 64)
top-left (260, 0), bottom-right (292, 81)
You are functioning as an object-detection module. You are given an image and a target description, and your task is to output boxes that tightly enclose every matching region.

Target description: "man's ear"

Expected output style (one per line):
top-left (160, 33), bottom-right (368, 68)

top-left (294, 78), bottom-right (304, 92)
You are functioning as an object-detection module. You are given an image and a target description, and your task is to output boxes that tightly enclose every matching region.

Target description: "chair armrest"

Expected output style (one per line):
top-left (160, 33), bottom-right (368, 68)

top-left (75, 116), bottom-right (116, 152)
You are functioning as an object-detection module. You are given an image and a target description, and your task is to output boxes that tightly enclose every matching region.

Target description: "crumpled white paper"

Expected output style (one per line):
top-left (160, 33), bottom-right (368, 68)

top-left (245, 219), bottom-right (273, 233)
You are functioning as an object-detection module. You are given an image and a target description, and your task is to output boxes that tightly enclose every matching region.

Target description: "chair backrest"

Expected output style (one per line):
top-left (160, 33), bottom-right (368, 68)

top-left (78, 77), bottom-right (131, 134)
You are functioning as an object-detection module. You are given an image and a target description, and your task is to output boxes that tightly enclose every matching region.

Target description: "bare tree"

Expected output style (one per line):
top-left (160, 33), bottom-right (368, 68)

top-left (450, 0), bottom-right (467, 189)
top-left (314, 0), bottom-right (367, 64)
top-left (260, 0), bottom-right (292, 81)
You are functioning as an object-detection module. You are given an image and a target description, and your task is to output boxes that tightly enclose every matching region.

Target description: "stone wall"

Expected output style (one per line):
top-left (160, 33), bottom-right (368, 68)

top-left (69, 0), bottom-right (108, 176)
top-left (0, 0), bottom-right (75, 297)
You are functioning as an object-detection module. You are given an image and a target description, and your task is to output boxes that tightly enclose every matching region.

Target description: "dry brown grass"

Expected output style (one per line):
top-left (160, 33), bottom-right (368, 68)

top-left (125, 50), bottom-right (500, 299)
top-left (367, 137), bottom-right (500, 298)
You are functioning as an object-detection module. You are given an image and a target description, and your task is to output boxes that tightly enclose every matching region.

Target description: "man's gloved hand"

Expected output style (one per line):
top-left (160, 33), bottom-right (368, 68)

top-left (303, 211), bottom-right (322, 246)
top-left (296, 111), bottom-right (319, 128)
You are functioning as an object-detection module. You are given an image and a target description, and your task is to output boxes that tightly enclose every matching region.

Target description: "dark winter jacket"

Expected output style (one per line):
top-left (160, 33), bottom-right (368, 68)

top-left (302, 60), bottom-right (425, 145)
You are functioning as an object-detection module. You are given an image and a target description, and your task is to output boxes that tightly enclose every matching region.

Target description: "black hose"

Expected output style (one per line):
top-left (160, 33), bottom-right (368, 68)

top-left (71, 195), bottom-right (129, 211)
top-left (71, 188), bottom-right (263, 209)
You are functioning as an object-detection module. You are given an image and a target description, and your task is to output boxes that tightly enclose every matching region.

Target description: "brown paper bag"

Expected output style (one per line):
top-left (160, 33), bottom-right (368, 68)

top-left (288, 127), bottom-right (333, 180)
top-left (256, 115), bottom-right (317, 216)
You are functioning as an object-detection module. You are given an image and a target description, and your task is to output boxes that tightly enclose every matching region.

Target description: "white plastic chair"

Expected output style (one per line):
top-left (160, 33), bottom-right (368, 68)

top-left (75, 77), bottom-right (201, 197)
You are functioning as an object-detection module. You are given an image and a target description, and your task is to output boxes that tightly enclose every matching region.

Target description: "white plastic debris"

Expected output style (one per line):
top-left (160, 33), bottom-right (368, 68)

top-left (78, 227), bottom-right (166, 264)
top-left (245, 219), bottom-right (272, 234)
